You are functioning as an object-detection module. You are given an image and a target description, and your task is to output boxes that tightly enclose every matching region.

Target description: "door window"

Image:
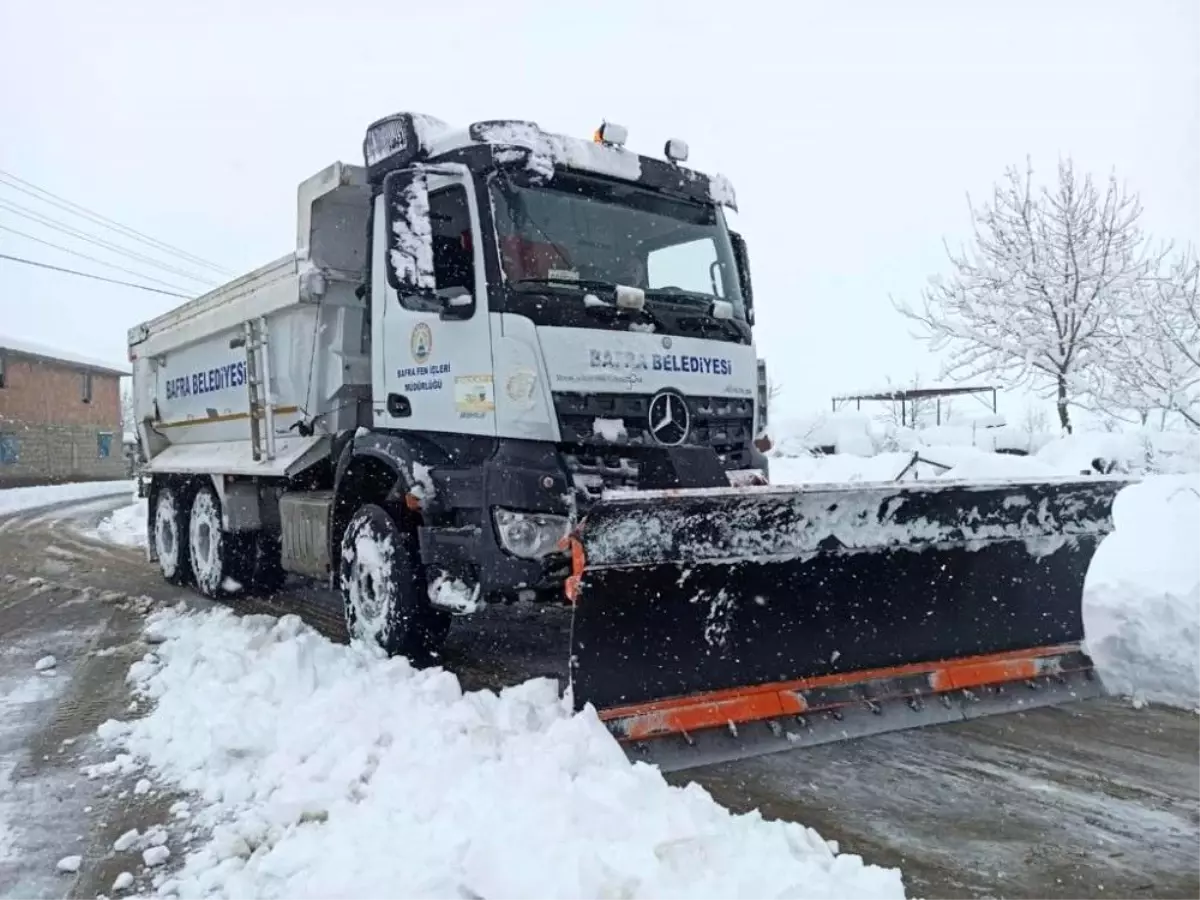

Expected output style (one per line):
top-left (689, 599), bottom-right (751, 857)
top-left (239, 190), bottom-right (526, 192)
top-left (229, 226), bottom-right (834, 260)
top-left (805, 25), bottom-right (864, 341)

top-left (398, 183), bottom-right (476, 314)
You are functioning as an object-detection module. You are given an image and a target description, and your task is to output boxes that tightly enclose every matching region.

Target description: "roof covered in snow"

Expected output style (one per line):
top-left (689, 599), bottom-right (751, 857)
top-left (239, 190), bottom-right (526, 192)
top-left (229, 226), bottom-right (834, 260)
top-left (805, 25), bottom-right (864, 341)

top-left (0, 334), bottom-right (129, 377)
top-left (367, 112), bottom-right (738, 210)
top-left (832, 384), bottom-right (997, 402)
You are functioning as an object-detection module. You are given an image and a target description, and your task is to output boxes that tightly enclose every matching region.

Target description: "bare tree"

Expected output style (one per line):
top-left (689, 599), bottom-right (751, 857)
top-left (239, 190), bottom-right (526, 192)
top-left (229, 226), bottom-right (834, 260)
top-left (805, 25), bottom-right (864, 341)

top-left (1092, 249), bottom-right (1200, 429)
top-left (895, 157), bottom-right (1159, 433)
top-left (1020, 404), bottom-right (1050, 438)
top-left (873, 373), bottom-right (938, 430)
top-left (768, 377), bottom-right (784, 405)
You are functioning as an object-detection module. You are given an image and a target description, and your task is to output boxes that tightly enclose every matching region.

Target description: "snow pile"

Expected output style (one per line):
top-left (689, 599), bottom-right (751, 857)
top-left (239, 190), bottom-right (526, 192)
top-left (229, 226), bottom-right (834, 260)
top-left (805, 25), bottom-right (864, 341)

top-left (427, 575), bottom-right (482, 615)
top-left (1036, 429), bottom-right (1200, 476)
top-left (592, 417), bottom-right (628, 442)
top-left (97, 608), bottom-right (905, 900)
top-left (771, 445), bottom-right (1057, 486)
top-left (92, 497), bottom-right (147, 548)
top-left (0, 479), bottom-right (134, 517)
top-left (1084, 475), bottom-right (1200, 711)
top-left (773, 412), bottom-right (879, 458)
top-left (55, 854), bottom-right (82, 873)
top-left (769, 413), bottom-right (1199, 476)
top-left (769, 411), bottom-right (1033, 458)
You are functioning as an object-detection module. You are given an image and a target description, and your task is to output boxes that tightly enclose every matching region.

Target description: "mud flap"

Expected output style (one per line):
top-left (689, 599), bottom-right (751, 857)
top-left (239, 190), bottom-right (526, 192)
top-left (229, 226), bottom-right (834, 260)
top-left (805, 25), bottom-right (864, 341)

top-left (567, 476), bottom-right (1131, 770)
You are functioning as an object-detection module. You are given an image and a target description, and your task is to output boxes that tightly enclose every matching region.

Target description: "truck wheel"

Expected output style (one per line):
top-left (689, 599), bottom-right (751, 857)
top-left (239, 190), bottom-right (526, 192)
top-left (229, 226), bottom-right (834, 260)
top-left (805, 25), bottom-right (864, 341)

top-left (339, 503), bottom-right (450, 662)
top-left (188, 485), bottom-right (252, 598)
top-left (153, 486), bottom-right (190, 585)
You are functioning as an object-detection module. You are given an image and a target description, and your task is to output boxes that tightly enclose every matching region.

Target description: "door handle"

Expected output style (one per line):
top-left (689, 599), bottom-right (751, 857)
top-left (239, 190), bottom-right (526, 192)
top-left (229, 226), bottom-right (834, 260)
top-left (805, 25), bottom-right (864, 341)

top-left (386, 394), bottom-right (412, 418)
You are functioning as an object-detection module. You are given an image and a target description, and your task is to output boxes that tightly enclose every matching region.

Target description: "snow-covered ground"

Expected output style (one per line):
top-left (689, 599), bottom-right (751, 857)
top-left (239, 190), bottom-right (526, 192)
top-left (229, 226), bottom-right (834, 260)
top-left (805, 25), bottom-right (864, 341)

top-left (0, 480), bottom-right (133, 517)
top-left (772, 410), bottom-right (1200, 476)
top-left (90, 496), bottom-right (146, 548)
top-left (97, 610), bottom-right (905, 899)
top-left (0, 661), bottom-right (64, 866)
top-left (79, 424), bottom-right (1198, 897)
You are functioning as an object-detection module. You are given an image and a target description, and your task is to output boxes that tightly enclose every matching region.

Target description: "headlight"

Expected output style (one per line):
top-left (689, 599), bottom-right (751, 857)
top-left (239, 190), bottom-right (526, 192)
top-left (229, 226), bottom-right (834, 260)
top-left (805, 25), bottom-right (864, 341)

top-left (493, 509), bottom-right (571, 559)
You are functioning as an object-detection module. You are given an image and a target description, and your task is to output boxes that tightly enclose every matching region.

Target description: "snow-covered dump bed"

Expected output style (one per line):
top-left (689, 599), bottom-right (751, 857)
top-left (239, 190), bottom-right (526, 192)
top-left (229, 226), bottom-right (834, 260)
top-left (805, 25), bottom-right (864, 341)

top-left (128, 163), bottom-right (373, 469)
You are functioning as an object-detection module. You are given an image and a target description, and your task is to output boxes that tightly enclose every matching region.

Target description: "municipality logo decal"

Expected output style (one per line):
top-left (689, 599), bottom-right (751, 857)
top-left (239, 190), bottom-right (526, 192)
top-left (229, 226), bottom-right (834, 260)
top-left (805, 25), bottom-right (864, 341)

top-left (411, 323), bottom-right (433, 363)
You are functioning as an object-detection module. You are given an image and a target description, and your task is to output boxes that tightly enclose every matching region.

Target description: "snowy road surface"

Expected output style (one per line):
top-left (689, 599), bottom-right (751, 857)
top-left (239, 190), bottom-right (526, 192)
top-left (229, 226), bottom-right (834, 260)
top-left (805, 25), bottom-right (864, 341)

top-left (0, 490), bottom-right (191, 899)
top-left (0, 485), bottom-right (1197, 898)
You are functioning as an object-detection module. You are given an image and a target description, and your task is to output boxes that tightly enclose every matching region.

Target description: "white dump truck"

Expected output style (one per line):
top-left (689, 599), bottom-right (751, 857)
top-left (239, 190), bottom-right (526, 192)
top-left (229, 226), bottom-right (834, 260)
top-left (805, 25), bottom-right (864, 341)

top-left (129, 112), bottom-right (1128, 771)
top-left (130, 113), bottom-right (770, 657)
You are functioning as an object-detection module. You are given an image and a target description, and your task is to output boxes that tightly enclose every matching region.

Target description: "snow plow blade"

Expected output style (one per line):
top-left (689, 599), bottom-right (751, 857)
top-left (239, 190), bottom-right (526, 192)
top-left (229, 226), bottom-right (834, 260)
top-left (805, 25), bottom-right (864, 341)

top-left (567, 476), bottom-right (1132, 772)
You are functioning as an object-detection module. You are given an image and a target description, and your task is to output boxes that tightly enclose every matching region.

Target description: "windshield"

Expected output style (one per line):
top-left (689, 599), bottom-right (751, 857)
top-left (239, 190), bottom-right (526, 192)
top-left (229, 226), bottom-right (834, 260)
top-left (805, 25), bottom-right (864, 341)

top-left (489, 173), bottom-right (746, 317)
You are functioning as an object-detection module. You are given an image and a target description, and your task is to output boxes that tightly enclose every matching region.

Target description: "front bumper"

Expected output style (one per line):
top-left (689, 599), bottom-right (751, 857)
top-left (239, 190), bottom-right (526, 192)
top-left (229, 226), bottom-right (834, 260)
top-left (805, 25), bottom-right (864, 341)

top-left (416, 440), bottom-right (767, 602)
top-left (418, 441), bottom-right (573, 601)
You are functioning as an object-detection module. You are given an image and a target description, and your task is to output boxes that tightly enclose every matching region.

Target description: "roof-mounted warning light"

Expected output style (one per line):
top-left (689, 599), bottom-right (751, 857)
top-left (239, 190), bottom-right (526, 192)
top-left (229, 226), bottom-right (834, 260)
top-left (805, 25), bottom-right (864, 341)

top-left (593, 122), bottom-right (628, 146)
top-left (664, 138), bottom-right (689, 164)
top-left (362, 113), bottom-right (421, 184)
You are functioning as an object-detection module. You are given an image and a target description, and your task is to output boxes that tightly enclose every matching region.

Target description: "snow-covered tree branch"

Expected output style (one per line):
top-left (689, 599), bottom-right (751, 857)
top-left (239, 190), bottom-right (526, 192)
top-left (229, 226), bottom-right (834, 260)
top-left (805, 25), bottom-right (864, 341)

top-left (1090, 249), bottom-right (1200, 429)
top-left (894, 157), bottom-right (1160, 433)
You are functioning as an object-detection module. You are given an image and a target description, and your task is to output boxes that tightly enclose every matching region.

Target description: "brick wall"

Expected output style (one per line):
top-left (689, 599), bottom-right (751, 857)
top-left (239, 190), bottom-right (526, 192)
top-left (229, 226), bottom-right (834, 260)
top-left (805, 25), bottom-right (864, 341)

top-left (0, 353), bottom-right (126, 487)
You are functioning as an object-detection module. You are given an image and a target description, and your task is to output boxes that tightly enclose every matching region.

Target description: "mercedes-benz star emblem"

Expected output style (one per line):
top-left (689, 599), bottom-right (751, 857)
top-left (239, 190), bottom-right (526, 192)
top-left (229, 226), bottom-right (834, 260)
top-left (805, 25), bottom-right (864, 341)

top-left (648, 390), bottom-right (690, 446)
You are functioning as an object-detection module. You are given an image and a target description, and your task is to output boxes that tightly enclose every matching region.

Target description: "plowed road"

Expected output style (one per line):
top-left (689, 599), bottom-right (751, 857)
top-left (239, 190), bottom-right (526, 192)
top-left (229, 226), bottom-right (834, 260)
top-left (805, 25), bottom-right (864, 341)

top-left (1, 492), bottom-right (1197, 899)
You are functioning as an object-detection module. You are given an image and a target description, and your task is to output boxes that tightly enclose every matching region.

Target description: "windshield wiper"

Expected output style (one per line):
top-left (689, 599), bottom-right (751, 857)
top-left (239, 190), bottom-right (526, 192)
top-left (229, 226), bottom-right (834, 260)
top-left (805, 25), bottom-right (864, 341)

top-left (677, 313), bottom-right (746, 342)
top-left (643, 287), bottom-right (714, 307)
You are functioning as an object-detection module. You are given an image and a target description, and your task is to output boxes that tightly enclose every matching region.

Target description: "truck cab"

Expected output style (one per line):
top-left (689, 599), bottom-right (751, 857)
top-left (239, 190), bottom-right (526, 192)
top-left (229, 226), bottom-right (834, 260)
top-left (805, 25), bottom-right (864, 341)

top-left (130, 112), bottom-right (769, 659)
top-left (365, 115), bottom-right (764, 487)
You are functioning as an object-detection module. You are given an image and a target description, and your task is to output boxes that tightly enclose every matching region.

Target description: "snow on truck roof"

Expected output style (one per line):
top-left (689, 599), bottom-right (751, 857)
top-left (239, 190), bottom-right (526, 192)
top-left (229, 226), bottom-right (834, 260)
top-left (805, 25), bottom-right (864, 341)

top-left (369, 112), bottom-right (738, 209)
top-left (0, 334), bottom-right (128, 377)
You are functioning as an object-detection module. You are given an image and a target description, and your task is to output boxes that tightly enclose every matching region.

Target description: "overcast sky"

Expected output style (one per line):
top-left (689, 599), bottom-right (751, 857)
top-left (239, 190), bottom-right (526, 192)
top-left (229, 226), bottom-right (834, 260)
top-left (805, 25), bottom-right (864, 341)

top-left (1, 0), bottom-right (1196, 419)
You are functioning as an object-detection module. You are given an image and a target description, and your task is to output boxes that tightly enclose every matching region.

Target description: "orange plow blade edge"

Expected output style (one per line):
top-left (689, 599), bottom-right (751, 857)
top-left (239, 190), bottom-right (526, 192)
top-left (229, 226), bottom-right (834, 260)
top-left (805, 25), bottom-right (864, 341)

top-left (565, 476), bottom-right (1129, 772)
top-left (602, 643), bottom-right (1103, 771)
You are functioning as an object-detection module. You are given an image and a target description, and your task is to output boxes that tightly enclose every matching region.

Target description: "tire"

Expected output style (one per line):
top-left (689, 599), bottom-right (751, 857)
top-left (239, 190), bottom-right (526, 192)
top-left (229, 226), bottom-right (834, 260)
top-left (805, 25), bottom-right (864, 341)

top-left (339, 503), bottom-right (450, 662)
top-left (187, 485), bottom-right (253, 598)
top-left (153, 485), bottom-right (190, 585)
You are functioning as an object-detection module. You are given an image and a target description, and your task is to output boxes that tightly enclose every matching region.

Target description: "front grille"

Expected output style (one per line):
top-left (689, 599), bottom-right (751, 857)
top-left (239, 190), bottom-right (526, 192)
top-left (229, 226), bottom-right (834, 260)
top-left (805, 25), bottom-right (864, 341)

top-left (552, 391), bottom-right (755, 499)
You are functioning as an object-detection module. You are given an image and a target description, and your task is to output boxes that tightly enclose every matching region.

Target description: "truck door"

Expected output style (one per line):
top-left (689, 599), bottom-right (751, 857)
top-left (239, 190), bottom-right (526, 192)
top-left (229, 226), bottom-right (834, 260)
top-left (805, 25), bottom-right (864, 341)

top-left (374, 164), bottom-right (495, 437)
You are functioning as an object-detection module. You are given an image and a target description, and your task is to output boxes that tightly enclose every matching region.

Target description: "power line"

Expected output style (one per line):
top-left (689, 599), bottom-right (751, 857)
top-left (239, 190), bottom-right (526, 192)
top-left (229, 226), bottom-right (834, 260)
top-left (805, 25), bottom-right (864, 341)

top-left (0, 252), bottom-right (192, 298)
top-left (0, 196), bottom-right (219, 287)
top-left (0, 169), bottom-right (233, 275)
top-left (0, 223), bottom-right (195, 294)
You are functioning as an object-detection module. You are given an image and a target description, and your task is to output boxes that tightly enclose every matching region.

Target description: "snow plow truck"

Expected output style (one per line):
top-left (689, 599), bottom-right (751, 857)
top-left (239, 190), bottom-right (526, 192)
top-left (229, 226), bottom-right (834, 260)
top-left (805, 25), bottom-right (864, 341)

top-left (128, 113), bottom-right (1130, 770)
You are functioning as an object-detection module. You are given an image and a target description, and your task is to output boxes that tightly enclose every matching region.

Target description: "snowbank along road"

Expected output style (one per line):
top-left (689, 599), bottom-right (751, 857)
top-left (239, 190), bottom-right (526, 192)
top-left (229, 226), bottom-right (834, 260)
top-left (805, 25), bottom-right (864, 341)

top-left (0, 481), bottom-right (1197, 899)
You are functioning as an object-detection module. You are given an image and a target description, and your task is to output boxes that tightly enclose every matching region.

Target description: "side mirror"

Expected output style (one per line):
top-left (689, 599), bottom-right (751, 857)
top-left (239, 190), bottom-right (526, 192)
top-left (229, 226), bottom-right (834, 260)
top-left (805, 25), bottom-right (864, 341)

top-left (730, 231), bottom-right (754, 326)
top-left (435, 286), bottom-right (473, 321)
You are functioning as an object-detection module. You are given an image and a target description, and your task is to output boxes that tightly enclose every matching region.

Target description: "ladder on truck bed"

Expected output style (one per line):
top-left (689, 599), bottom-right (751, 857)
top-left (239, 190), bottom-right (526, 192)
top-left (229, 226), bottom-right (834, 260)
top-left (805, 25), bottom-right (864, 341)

top-left (232, 317), bottom-right (277, 463)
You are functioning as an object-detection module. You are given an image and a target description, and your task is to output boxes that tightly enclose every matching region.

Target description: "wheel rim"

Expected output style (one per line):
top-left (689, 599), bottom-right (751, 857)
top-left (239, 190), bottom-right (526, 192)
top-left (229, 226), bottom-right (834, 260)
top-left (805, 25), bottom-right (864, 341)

top-left (190, 490), bottom-right (223, 590)
top-left (155, 493), bottom-right (178, 575)
top-left (344, 519), bottom-right (396, 647)
top-left (196, 521), bottom-right (212, 563)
